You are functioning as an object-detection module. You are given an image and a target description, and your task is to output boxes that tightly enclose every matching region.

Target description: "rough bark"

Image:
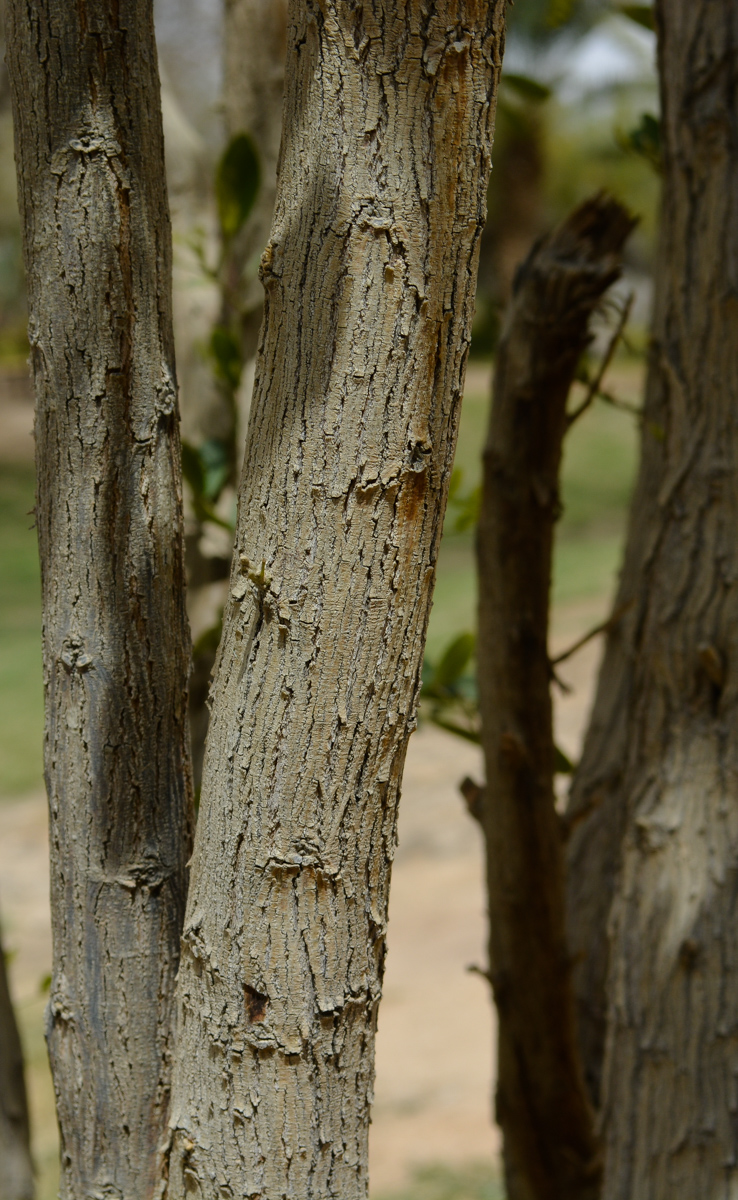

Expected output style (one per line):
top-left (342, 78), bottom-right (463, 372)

top-left (566, 5), bottom-right (738, 1196)
top-left (0, 926), bottom-right (34, 1200)
top-left (6, 3), bottom-right (193, 1196)
top-left (163, 3), bottom-right (505, 1196)
top-left (476, 196), bottom-right (633, 1200)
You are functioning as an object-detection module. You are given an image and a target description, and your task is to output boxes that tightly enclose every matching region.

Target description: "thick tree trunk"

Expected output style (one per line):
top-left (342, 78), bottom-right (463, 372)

top-left (0, 925), bottom-right (34, 1200)
top-left (163, 3), bottom-right (505, 1196)
top-left (6, 3), bottom-right (193, 1196)
top-left (565, 4), bottom-right (738, 1196)
top-left (476, 195), bottom-right (633, 1200)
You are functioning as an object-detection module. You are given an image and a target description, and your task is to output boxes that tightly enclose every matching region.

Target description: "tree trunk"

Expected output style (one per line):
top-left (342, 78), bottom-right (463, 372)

top-left (0, 925), bottom-right (34, 1200)
top-left (565, 4), bottom-right (738, 1195)
top-left (476, 195), bottom-right (633, 1200)
top-left (163, 3), bottom-right (505, 1196)
top-left (6, 3), bottom-right (193, 1196)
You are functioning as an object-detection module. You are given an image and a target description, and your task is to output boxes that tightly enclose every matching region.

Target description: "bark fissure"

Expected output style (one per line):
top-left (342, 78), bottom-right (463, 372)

top-left (164, 4), bottom-right (505, 1196)
top-left (6, 2), bottom-right (193, 1195)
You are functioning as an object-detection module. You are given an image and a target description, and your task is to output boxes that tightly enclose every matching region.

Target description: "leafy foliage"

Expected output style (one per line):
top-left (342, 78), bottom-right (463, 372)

top-left (618, 112), bottom-right (662, 173)
top-left (181, 439), bottom-right (234, 530)
top-left (215, 132), bottom-right (261, 241)
top-left (618, 4), bottom-right (654, 30)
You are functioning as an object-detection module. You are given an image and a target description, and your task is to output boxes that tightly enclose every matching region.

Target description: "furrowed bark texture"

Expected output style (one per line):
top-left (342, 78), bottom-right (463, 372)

top-left (164, 3), bottom-right (505, 1196)
top-left (0, 925), bottom-right (34, 1200)
top-left (476, 196), bottom-right (633, 1200)
top-left (6, 3), bottom-right (193, 1195)
top-left (565, 4), bottom-right (738, 1195)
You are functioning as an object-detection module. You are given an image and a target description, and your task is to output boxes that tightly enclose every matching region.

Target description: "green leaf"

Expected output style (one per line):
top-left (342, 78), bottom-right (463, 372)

top-left (209, 325), bottom-right (243, 391)
top-left (181, 440), bottom-right (205, 500)
top-left (554, 744), bottom-right (575, 774)
top-left (216, 133), bottom-right (261, 241)
top-left (193, 619), bottom-right (223, 661)
top-left (434, 632), bottom-right (476, 690)
top-left (198, 439), bottom-right (231, 502)
top-left (618, 4), bottom-right (654, 30)
top-left (620, 112), bottom-right (662, 173)
top-left (547, 0), bottom-right (576, 28)
top-left (39, 971), bottom-right (52, 995)
top-left (502, 72), bottom-right (552, 104)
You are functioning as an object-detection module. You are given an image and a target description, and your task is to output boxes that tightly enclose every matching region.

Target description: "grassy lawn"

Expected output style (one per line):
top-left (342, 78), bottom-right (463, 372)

top-left (376, 1164), bottom-right (505, 1200)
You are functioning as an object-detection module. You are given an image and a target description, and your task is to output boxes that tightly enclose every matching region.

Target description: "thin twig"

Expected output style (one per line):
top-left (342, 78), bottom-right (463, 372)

top-left (597, 387), bottom-right (643, 417)
top-left (550, 599), bottom-right (634, 669)
top-left (567, 292), bottom-right (635, 427)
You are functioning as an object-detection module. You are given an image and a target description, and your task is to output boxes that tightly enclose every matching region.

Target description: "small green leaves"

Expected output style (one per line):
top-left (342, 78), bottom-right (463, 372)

top-left (502, 72), bottom-right (552, 105)
top-left (546, 0), bottom-right (576, 27)
top-left (433, 632), bottom-right (476, 694)
top-left (618, 4), bottom-right (655, 31)
top-left (209, 325), bottom-right (243, 391)
top-left (619, 113), bottom-right (662, 173)
top-left (215, 133), bottom-right (260, 241)
top-left (554, 744), bottom-right (575, 775)
top-left (181, 439), bottom-right (235, 530)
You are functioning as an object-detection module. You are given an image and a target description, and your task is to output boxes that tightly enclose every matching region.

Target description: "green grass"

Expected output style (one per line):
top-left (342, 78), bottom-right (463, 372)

top-left (374, 1163), bottom-right (505, 1200)
top-left (0, 460), bottom-right (43, 797)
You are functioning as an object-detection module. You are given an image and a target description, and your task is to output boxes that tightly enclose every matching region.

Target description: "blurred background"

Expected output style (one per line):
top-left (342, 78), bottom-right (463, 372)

top-left (0, 2), bottom-right (657, 1196)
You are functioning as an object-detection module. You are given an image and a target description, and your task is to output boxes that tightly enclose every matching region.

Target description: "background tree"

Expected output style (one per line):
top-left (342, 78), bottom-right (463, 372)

top-left (0, 922), bottom-right (34, 1200)
top-left (5, 1), bottom-right (193, 1195)
top-left (476, 194), bottom-right (633, 1200)
top-left (566, 1), bottom-right (738, 1194)
top-left (163, 3), bottom-right (506, 1195)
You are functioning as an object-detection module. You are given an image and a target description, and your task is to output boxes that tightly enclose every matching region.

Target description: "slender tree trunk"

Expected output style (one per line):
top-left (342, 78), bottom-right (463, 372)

top-left (476, 195), bottom-right (633, 1200)
top-left (163, 3), bottom-right (505, 1195)
top-left (0, 925), bottom-right (34, 1200)
top-left (6, 3), bottom-right (193, 1196)
top-left (565, 4), bottom-right (738, 1195)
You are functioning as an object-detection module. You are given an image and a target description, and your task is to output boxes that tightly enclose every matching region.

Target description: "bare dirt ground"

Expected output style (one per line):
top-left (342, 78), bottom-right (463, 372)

top-left (0, 614), bottom-right (604, 1197)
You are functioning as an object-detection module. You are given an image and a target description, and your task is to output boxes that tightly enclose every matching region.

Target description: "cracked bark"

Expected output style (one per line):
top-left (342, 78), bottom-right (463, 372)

top-left (6, 2), bottom-right (193, 1196)
top-left (476, 195), bottom-right (633, 1200)
top-left (564, 3), bottom-right (738, 1195)
top-left (0, 924), bottom-right (34, 1200)
top-left (163, 2), bottom-right (505, 1196)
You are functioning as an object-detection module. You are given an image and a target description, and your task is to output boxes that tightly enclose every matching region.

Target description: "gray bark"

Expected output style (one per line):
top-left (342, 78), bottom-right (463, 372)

top-left (6, 3), bottom-right (193, 1196)
top-left (564, 2), bottom-right (738, 1195)
top-left (0, 925), bottom-right (34, 1200)
top-left (163, 3), bottom-right (506, 1196)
